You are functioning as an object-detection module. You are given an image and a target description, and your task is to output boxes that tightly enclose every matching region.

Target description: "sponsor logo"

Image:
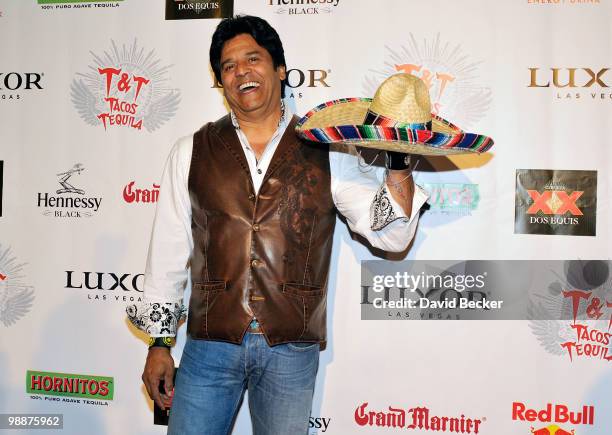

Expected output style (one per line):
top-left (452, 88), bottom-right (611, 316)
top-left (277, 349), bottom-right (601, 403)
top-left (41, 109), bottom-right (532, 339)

top-left (27, 370), bottom-right (113, 406)
top-left (268, 0), bottom-right (340, 15)
top-left (354, 402), bottom-right (484, 433)
top-left (365, 33), bottom-right (492, 128)
top-left (422, 183), bottom-right (479, 215)
top-left (528, 67), bottom-right (611, 100)
top-left (123, 181), bottom-right (159, 204)
top-left (38, 0), bottom-right (122, 10)
top-left (515, 169), bottom-right (597, 236)
top-left (0, 245), bottom-right (35, 327)
top-left (37, 164), bottom-right (102, 218)
top-left (309, 416), bottom-right (331, 433)
top-left (0, 160), bottom-right (3, 216)
top-left (527, 0), bottom-right (601, 6)
top-left (529, 260), bottom-right (611, 363)
top-left (65, 270), bottom-right (144, 303)
top-left (1, 72), bottom-right (44, 101)
top-left (213, 67), bottom-right (330, 100)
top-left (165, 0), bottom-right (233, 20)
top-left (71, 39), bottom-right (180, 132)
top-left (512, 401), bottom-right (595, 434)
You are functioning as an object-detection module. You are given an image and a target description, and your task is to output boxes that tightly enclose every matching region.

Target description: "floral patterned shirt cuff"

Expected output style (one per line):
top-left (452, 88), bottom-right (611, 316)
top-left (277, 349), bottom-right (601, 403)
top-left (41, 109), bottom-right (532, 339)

top-left (126, 302), bottom-right (186, 337)
top-left (370, 183), bottom-right (408, 231)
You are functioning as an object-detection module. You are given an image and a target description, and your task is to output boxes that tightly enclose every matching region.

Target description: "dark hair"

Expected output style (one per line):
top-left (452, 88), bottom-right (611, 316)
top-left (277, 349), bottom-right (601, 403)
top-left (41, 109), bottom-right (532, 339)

top-left (210, 15), bottom-right (287, 97)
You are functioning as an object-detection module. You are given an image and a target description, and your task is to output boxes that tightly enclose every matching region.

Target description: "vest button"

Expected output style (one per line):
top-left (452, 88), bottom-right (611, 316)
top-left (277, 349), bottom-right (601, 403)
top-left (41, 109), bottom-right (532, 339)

top-left (252, 224), bottom-right (260, 232)
top-left (248, 193), bottom-right (255, 201)
top-left (251, 259), bottom-right (261, 268)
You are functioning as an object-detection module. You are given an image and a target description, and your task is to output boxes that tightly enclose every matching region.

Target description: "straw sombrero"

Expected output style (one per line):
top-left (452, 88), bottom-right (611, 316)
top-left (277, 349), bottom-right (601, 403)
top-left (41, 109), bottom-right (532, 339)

top-left (295, 73), bottom-right (494, 156)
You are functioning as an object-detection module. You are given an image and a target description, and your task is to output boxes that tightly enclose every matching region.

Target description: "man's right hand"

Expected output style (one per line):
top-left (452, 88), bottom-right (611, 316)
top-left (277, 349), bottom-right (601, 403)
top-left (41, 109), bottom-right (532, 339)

top-left (142, 347), bottom-right (175, 410)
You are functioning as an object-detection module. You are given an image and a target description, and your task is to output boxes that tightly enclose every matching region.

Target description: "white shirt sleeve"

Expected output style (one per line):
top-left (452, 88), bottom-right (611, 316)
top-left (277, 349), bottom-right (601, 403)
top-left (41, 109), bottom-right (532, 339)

top-left (330, 144), bottom-right (428, 252)
top-left (126, 135), bottom-right (193, 337)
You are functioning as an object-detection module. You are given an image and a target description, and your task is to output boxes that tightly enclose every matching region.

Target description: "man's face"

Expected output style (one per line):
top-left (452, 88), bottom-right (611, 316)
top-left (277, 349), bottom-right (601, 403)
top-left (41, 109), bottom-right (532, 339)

top-left (219, 33), bottom-right (286, 118)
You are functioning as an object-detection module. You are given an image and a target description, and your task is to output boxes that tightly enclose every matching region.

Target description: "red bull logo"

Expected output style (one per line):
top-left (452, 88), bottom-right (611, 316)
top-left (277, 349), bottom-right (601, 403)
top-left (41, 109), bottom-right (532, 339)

top-left (531, 425), bottom-right (574, 435)
top-left (513, 402), bottom-right (594, 434)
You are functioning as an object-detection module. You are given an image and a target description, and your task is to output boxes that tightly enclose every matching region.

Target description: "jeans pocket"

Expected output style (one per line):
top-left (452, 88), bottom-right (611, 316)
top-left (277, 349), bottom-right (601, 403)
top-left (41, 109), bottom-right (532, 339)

top-left (286, 342), bottom-right (320, 352)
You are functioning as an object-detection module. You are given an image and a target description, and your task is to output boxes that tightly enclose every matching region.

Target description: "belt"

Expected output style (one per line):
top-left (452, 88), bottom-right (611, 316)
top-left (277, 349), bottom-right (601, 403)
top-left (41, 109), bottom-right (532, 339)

top-left (248, 319), bottom-right (263, 334)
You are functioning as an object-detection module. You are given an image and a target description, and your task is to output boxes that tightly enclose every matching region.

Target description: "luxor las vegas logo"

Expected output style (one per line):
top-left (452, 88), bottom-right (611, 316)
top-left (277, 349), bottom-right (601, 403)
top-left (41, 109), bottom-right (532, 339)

top-left (528, 67), bottom-right (611, 101)
top-left (37, 164), bottom-right (102, 218)
top-left (515, 169), bottom-right (597, 236)
top-left (364, 33), bottom-right (492, 129)
top-left (0, 244), bottom-right (35, 327)
top-left (268, 0), bottom-right (340, 15)
top-left (529, 260), bottom-right (611, 364)
top-left (71, 39), bottom-right (180, 132)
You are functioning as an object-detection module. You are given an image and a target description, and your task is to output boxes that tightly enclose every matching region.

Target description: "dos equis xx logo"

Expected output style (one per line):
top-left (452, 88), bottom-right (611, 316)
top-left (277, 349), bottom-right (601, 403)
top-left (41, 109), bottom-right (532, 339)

top-left (515, 169), bottom-right (597, 237)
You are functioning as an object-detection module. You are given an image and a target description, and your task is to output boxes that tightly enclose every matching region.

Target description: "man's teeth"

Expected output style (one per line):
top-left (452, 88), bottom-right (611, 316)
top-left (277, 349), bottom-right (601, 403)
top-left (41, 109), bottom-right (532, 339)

top-left (239, 82), bottom-right (260, 91)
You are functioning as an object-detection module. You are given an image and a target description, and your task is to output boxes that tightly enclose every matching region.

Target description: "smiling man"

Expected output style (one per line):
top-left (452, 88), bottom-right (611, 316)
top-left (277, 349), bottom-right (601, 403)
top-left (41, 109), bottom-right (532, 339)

top-left (128, 15), bottom-right (427, 435)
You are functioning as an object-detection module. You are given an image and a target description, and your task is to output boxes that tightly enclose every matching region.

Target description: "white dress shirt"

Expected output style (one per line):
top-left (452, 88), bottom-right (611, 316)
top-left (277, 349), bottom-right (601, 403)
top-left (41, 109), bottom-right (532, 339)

top-left (126, 109), bottom-right (428, 337)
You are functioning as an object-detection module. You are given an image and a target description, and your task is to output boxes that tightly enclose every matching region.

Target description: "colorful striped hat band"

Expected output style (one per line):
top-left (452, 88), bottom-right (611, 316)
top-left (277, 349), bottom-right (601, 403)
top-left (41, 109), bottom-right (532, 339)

top-left (295, 73), bottom-right (494, 156)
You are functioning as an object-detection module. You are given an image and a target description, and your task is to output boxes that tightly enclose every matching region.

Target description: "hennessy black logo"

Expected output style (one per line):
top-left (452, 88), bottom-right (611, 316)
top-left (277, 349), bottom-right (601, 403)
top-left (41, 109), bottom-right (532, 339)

top-left (37, 164), bottom-right (102, 218)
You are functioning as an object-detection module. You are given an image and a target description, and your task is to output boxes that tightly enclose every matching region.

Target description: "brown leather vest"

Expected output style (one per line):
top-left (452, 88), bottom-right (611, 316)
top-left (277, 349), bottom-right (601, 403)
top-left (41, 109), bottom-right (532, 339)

top-left (187, 114), bottom-right (336, 347)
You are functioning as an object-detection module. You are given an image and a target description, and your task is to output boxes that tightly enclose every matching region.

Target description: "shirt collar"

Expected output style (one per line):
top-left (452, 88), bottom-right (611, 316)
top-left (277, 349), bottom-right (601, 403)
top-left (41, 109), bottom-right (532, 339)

top-left (230, 100), bottom-right (288, 130)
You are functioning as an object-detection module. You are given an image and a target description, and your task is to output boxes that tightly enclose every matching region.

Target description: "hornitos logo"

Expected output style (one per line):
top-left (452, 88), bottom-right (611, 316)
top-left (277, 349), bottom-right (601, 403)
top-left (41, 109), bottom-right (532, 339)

top-left (1, 72), bottom-right (43, 101)
top-left (123, 181), bottom-right (159, 204)
top-left (354, 402), bottom-right (484, 433)
top-left (423, 183), bottom-right (479, 216)
top-left (27, 370), bottom-right (113, 406)
top-left (71, 39), bottom-right (180, 132)
top-left (0, 245), bottom-right (35, 327)
top-left (528, 67), bottom-right (611, 100)
top-left (365, 33), bottom-right (492, 129)
top-left (512, 401), bottom-right (595, 434)
top-left (213, 67), bottom-right (330, 100)
top-left (38, 0), bottom-right (123, 10)
top-left (37, 164), bottom-right (102, 218)
top-left (65, 270), bottom-right (144, 303)
top-left (268, 0), bottom-right (340, 15)
top-left (529, 260), bottom-right (611, 364)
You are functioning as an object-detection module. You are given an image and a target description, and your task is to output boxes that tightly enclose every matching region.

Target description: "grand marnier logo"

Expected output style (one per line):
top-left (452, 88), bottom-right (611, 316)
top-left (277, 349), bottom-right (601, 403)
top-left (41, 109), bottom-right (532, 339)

top-left (354, 402), bottom-right (484, 433)
top-left (0, 244), bottom-right (35, 327)
top-left (365, 33), bottom-right (492, 129)
top-left (71, 39), bottom-right (180, 132)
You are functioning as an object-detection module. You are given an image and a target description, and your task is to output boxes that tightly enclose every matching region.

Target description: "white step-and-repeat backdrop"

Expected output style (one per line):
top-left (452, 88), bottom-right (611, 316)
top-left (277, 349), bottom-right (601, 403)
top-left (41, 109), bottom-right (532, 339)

top-left (0, 0), bottom-right (610, 434)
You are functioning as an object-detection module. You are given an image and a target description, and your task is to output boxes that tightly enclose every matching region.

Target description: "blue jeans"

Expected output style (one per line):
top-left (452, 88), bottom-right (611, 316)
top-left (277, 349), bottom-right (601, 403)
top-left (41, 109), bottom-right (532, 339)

top-left (167, 333), bottom-right (320, 435)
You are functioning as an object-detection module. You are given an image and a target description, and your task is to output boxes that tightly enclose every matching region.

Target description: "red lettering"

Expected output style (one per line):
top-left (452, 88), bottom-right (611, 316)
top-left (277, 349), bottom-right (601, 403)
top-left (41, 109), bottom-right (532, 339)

top-left (527, 191), bottom-right (553, 214)
top-left (98, 381), bottom-right (109, 397)
top-left (98, 67), bottom-right (121, 97)
top-left (354, 403), bottom-right (370, 426)
top-left (53, 377), bottom-right (62, 391)
top-left (555, 404), bottom-right (568, 423)
top-left (555, 191), bottom-right (583, 215)
top-left (88, 379), bottom-right (99, 395)
top-left (123, 181), bottom-right (135, 203)
top-left (512, 402), bottom-right (526, 420)
top-left (31, 375), bottom-right (42, 390)
top-left (562, 290), bottom-right (591, 324)
top-left (132, 75), bottom-right (149, 101)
